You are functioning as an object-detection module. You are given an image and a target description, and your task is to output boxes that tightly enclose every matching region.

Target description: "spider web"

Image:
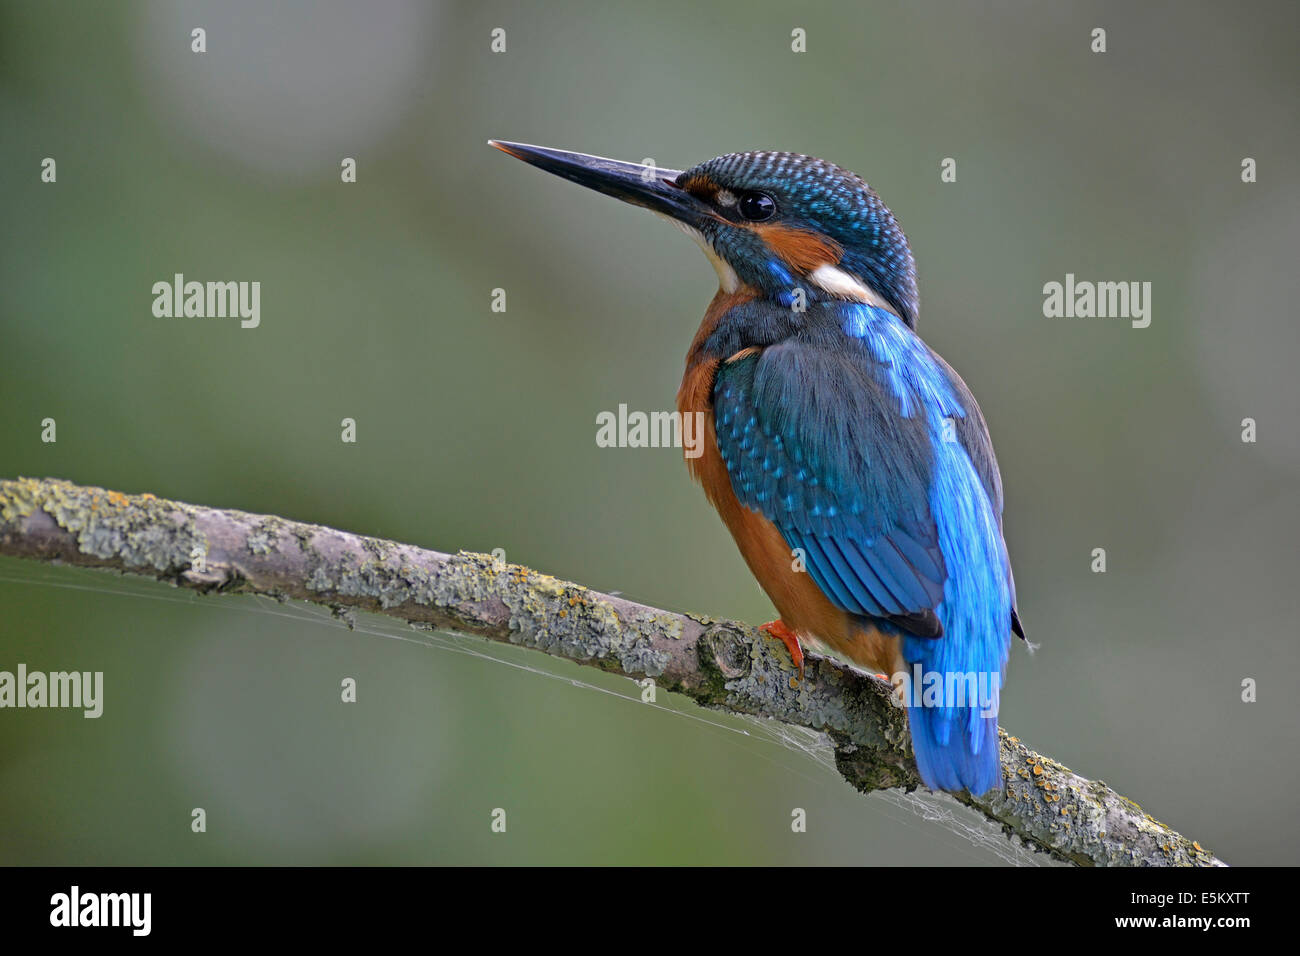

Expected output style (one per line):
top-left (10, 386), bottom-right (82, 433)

top-left (0, 560), bottom-right (1051, 866)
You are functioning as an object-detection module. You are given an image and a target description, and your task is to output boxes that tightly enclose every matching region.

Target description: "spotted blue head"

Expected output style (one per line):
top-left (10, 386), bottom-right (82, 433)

top-left (489, 142), bottom-right (919, 327)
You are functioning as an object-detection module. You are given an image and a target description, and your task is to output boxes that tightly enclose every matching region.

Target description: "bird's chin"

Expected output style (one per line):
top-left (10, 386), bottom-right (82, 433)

top-left (655, 215), bottom-right (740, 294)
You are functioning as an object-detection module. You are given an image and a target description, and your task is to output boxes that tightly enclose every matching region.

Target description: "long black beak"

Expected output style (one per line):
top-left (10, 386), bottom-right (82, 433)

top-left (488, 140), bottom-right (710, 229)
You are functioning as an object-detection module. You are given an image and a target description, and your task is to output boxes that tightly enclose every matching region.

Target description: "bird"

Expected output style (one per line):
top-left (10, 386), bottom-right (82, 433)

top-left (489, 140), bottom-right (1026, 795)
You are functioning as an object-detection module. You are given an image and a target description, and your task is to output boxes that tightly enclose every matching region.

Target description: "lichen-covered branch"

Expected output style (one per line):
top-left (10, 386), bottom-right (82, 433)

top-left (0, 476), bottom-right (1223, 867)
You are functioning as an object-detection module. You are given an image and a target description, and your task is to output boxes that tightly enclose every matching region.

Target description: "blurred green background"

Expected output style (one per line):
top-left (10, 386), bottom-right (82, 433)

top-left (2, 0), bottom-right (1297, 865)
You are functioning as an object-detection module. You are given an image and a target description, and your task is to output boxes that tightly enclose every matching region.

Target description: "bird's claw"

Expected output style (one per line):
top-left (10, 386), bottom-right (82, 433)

top-left (760, 619), bottom-right (805, 679)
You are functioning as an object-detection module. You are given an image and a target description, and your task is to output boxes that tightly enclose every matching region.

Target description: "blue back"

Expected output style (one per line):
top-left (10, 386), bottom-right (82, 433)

top-left (710, 299), bottom-right (1014, 793)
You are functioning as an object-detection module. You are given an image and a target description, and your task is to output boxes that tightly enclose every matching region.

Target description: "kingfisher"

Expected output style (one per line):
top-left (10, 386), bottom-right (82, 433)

top-left (489, 141), bottom-right (1026, 794)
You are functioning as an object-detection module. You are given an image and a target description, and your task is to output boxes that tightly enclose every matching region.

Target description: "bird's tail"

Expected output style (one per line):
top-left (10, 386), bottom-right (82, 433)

top-left (902, 636), bottom-right (1003, 795)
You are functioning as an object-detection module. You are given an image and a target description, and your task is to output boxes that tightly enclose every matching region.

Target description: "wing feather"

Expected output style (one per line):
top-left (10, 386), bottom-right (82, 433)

top-left (714, 342), bottom-right (949, 637)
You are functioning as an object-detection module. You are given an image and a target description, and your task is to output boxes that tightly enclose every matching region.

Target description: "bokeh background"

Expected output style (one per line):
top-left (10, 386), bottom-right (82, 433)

top-left (2, 0), bottom-right (1297, 865)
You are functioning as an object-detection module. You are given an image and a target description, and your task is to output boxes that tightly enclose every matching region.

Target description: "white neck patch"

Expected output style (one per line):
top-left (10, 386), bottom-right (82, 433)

top-left (809, 263), bottom-right (896, 313)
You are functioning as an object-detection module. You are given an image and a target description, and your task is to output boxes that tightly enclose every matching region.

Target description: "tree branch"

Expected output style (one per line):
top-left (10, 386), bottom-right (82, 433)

top-left (0, 476), bottom-right (1223, 866)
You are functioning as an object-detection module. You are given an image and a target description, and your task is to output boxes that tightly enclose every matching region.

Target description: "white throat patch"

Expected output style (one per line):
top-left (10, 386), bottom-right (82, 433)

top-left (667, 219), bottom-right (739, 293)
top-left (809, 263), bottom-right (896, 313)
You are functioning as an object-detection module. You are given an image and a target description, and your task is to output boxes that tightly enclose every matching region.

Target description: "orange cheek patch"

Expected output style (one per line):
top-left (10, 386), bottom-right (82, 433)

top-left (753, 223), bottom-right (842, 274)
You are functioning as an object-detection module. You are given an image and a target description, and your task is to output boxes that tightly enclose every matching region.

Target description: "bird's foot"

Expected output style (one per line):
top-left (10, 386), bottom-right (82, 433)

top-left (760, 619), bottom-right (805, 679)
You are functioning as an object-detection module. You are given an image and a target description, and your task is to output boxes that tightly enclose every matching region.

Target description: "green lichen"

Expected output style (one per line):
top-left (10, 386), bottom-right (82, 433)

top-left (306, 566), bottom-right (334, 592)
top-left (423, 552), bottom-right (672, 677)
top-left (247, 516), bottom-right (286, 555)
top-left (0, 477), bottom-right (39, 523)
top-left (631, 610), bottom-right (684, 642)
top-left (2, 477), bottom-right (206, 572)
top-left (969, 733), bottom-right (1224, 866)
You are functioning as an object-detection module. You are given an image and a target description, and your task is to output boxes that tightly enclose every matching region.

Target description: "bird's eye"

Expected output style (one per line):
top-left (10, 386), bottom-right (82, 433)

top-left (736, 191), bottom-right (776, 221)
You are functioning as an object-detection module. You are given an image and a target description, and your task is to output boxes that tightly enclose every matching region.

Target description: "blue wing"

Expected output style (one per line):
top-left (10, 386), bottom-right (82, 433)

top-left (714, 329), bottom-right (1020, 794)
top-left (713, 340), bottom-right (951, 635)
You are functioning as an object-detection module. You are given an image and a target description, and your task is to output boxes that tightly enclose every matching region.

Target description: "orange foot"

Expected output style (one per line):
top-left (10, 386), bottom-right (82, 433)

top-left (760, 619), bottom-right (805, 679)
